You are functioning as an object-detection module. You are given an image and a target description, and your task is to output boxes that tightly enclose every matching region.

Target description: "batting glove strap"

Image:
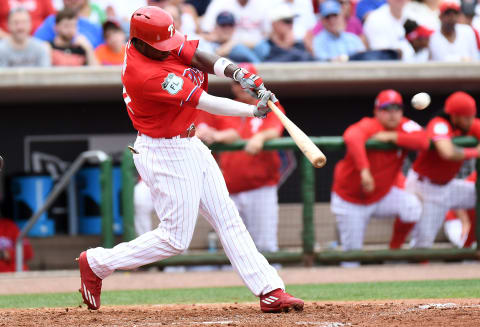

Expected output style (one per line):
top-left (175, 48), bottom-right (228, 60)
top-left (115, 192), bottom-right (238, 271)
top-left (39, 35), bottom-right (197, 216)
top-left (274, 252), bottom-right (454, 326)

top-left (234, 68), bottom-right (265, 91)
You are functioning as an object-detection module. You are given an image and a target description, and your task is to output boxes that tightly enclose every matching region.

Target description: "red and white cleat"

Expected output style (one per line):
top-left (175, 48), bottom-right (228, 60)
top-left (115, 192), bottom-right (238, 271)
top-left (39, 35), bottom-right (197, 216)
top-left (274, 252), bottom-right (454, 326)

top-left (260, 288), bottom-right (304, 313)
top-left (77, 251), bottom-right (102, 310)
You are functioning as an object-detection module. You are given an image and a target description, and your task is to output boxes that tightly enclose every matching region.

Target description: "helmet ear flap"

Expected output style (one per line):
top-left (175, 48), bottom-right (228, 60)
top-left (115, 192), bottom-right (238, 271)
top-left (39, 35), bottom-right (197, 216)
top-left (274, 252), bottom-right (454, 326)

top-left (130, 6), bottom-right (185, 52)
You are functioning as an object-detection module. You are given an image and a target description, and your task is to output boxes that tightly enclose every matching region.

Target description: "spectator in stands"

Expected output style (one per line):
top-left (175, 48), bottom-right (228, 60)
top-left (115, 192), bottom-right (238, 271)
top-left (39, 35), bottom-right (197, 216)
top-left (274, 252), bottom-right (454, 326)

top-left (273, 0), bottom-right (317, 41)
top-left (459, 0), bottom-right (480, 51)
top-left (76, 0), bottom-right (106, 26)
top-left (311, 0), bottom-right (365, 61)
top-left (94, 19), bottom-right (125, 65)
top-left (148, 0), bottom-right (199, 37)
top-left (186, 0), bottom-right (211, 16)
top-left (196, 63), bottom-right (285, 253)
top-left (255, 4), bottom-right (313, 62)
top-left (35, 0), bottom-right (103, 48)
top-left (0, 0), bottom-right (56, 39)
top-left (204, 11), bottom-right (248, 59)
top-left (330, 90), bottom-right (428, 263)
top-left (363, 0), bottom-right (415, 61)
top-left (404, 0), bottom-right (441, 30)
top-left (305, 0), bottom-right (364, 54)
top-left (50, 8), bottom-right (98, 66)
top-left (201, 0), bottom-right (271, 54)
top-left (356, 0), bottom-right (386, 22)
top-left (403, 91), bottom-right (480, 249)
top-left (404, 19), bottom-right (434, 61)
top-left (0, 217), bottom-right (34, 272)
top-left (0, 8), bottom-right (51, 67)
top-left (164, 4), bottom-right (213, 52)
top-left (90, 0), bottom-right (146, 35)
top-left (429, 1), bottom-right (478, 61)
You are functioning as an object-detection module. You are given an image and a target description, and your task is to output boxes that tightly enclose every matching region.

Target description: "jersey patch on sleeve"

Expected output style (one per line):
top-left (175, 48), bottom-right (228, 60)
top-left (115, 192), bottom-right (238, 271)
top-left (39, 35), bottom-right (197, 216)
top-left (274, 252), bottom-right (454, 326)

top-left (433, 122), bottom-right (449, 135)
top-left (162, 73), bottom-right (184, 95)
top-left (402, 120), bottom-right (422, 133)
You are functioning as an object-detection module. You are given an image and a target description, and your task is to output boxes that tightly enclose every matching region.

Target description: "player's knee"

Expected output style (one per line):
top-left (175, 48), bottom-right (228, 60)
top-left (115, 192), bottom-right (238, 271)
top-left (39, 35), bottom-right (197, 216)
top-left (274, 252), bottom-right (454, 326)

top-left (399, 196), bottom-right (422, 223)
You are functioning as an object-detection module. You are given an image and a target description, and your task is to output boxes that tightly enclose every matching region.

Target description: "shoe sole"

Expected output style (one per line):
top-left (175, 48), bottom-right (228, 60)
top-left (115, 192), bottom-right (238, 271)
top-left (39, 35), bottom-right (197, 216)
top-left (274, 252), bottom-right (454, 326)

top-left (262, 302), bottom-right (304, 313)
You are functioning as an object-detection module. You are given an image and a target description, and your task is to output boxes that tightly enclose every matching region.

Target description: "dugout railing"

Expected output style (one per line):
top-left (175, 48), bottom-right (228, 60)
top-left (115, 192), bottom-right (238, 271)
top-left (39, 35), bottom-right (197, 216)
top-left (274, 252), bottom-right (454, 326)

top-left (117, 136), bottom-right (480, 267)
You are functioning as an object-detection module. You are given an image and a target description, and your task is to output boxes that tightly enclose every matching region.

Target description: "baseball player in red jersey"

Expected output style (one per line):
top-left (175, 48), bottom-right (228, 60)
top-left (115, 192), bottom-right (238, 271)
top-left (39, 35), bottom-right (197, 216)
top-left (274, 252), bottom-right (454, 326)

top-left (196, 63), bottom-right (285, 253)
top-left (331, 90), bottom-right (429, 256)
top-left (405, 91), bottom-right (480, 249)
top-left (77, 6), bottom-right (303, 313)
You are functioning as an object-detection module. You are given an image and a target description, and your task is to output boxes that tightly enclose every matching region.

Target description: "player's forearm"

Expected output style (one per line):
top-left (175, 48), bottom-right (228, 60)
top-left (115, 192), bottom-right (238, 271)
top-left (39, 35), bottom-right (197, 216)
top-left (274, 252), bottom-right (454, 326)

top-left (191, 49), bottom-right (239, 78)
top-left (197, 92), bottom-right (255, 117)
top-left (254, 128), bottom-right (281, 143)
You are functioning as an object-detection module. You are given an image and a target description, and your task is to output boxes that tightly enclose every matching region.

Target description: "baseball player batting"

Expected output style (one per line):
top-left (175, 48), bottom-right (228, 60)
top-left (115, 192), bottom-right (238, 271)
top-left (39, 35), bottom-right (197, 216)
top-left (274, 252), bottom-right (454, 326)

top-left (78, 6), bottom-right (304, 313)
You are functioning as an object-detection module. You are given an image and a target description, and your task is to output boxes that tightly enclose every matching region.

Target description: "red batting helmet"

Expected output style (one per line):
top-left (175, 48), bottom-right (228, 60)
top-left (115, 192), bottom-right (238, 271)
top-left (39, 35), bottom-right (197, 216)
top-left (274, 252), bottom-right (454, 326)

top-left (375, 89), bottom-right (403, 109)
top-left (130, 6), bottom-right (185, 51)
top-left (445, 91), bottom-right (477, 116)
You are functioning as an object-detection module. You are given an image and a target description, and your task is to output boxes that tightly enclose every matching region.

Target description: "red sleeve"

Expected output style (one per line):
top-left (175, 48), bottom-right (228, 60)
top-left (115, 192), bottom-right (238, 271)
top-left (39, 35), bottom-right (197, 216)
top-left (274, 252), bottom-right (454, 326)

top-left (216, 116), bottom-right (238, 130)
top-left (343, 118), bottom-right (378, 171)
top-left (467, 171), bottom-right (477, 182)
top-left (258, 102), bottom-right (285, 134)
top-left (428, 117), bottom-right (452, 142)
top-left (175, 39), bottom-right (199, 65)
top-left (143, 71), bottom-right (204, 108)
top-left (396, 119), bottom-right (430, 150)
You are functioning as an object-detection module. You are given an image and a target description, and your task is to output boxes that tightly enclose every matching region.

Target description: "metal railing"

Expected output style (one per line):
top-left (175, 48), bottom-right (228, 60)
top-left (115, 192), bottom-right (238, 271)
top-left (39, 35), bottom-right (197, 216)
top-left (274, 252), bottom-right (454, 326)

top-left (15, 150), bottom-right (111, 272)
top-left (119, 136), bottom-right (479, 266)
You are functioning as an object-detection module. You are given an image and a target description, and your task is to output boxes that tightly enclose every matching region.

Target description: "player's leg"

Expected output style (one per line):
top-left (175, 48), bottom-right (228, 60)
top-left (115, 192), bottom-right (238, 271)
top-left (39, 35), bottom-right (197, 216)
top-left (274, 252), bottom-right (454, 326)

top-left (449, 179), bottom-right (476, 210)
top-left (374, 187), bottom-right (422, 224)
top-left (86, 137), bottom-right (203, 279)
top-left (134, 179), bottom-right (155, 236)
top-left (194, 139), bottom-right (285, 296)
top-left (230, 192), bottom-right (247, 229)
top-left (238, 186), bottom-right (279, 252)
top-left (330, 192), bottom-right (373, 251)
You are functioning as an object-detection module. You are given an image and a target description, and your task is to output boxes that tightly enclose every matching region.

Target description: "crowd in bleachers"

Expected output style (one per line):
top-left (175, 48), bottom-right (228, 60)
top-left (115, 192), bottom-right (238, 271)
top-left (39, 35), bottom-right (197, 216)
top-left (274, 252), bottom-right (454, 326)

top-left (0, 0), bottom-right (479, 67)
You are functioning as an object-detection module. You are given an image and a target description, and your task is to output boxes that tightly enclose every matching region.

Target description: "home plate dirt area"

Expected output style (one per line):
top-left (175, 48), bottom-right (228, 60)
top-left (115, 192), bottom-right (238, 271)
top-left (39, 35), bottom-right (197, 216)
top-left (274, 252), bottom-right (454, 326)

top-left (1, 300), bottom-right (480, 327)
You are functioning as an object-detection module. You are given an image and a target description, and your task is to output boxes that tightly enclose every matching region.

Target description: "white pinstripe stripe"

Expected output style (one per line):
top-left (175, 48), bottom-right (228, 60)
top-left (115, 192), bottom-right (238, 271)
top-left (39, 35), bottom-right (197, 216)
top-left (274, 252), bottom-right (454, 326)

top-left (86, 135), bottom-right (284, 295)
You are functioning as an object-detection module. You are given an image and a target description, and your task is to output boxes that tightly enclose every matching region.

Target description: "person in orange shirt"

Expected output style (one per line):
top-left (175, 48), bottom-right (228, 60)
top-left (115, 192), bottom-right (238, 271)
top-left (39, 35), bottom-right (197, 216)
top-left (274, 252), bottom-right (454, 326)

top-left (331, 89), bottom-right (429, 256)
top-left (94, 19), bottom-right (125, 65)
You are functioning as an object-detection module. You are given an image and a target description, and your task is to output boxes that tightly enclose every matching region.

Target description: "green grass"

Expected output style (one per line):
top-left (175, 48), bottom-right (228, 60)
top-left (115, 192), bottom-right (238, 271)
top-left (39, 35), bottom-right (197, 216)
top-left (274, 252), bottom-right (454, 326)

top-left (1, 279), bottom-right (479, 309)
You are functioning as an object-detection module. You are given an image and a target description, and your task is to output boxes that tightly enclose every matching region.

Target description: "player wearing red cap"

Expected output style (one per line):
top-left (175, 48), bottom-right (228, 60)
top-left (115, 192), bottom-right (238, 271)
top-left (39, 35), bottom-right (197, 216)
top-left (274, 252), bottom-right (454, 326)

top-left (78, 6), bottom-right (304, 313)
top-left (405, 91), bottom-right (480, 248)
top-left (196, 63), bottom-right (285, 253)
top-left (331, 90), bottom-right (429, 258)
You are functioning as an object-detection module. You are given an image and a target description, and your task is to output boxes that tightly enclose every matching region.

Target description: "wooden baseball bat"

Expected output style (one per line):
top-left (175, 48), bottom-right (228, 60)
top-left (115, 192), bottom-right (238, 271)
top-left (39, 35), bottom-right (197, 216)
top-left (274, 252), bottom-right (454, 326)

top-left (267, 100), bottom-right (327, 168)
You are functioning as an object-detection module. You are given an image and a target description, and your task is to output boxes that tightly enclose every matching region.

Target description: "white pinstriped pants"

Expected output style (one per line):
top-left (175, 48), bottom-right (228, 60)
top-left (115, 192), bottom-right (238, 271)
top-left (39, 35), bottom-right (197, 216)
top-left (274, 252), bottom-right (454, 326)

top-left (87, 135), bottom-right (284, 296)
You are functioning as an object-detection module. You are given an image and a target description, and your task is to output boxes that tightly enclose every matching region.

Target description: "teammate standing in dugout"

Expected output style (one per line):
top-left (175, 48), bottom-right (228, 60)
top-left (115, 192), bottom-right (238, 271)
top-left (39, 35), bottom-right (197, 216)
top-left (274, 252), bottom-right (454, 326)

top-left (77, 6), bottom-right (304, 314)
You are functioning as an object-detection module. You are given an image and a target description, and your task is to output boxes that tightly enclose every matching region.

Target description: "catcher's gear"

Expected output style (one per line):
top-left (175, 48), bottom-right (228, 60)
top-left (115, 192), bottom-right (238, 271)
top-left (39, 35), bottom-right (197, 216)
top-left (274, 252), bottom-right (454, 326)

top-left (130, 6), bottom-right (185, 51)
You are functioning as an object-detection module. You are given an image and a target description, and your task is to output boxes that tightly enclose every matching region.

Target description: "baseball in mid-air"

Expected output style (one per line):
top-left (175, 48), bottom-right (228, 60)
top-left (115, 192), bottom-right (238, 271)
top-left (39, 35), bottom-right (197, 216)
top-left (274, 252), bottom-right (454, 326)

top-left (411, 92), bottom-right (431, 110)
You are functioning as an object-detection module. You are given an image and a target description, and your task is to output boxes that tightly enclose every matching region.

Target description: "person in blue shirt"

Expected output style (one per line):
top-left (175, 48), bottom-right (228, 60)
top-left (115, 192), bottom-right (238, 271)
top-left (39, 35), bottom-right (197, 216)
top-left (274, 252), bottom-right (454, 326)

top-left (34, 1), bottom-right (103, 48)
top-left (312, 0), bottom-right (365, 62)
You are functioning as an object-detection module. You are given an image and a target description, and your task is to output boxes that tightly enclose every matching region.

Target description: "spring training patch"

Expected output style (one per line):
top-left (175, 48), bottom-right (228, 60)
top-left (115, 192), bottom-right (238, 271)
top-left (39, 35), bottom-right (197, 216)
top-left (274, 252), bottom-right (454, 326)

top-left (162, 73), bottom-right (184, 95)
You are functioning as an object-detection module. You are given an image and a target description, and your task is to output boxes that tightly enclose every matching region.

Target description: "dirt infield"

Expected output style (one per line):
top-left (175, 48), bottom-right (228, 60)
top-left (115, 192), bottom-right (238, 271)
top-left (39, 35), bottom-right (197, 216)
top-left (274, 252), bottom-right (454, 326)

top-left (1, 263), bottom-right (480, 326)
top-left (1, 300), bottom-right (479, 327)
